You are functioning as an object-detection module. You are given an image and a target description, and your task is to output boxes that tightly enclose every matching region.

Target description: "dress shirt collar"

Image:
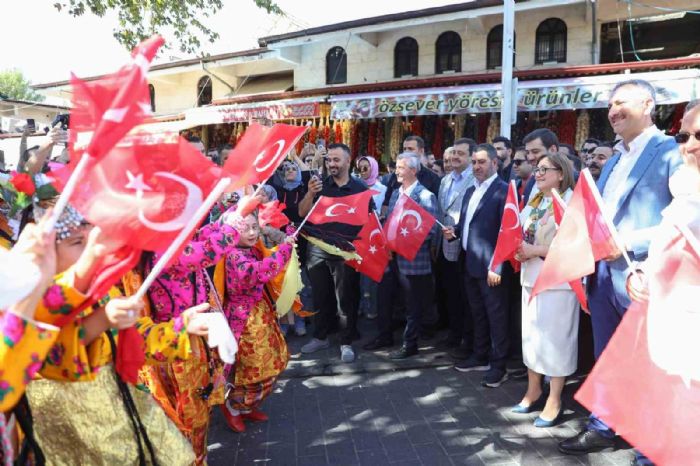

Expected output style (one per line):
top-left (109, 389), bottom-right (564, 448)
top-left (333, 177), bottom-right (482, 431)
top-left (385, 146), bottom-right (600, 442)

top-left (474, 172), bottom-right (498, 190)
top-left (399, 179), bottom-right (419, 197)
top-left (614, 125), bottom-right (659, 156)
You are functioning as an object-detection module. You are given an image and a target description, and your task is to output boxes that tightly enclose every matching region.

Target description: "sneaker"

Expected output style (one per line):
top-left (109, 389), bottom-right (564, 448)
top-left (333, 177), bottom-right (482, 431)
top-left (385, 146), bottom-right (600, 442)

top-left (294, 318), bottom-right (307, 337)
top-left (340, 345), bottom-right (355, 363)
top-left (454, 355), bottom-right (490, 373)
top-left (481, 368), bottom-right (509, 388)
top-left (301, 338), bottom-right (330, 354)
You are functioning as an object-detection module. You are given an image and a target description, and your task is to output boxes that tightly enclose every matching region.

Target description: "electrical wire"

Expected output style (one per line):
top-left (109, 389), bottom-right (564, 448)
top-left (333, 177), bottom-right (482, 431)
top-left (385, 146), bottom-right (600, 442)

top-left (626, 2), bottom-right (643, 61)
top-left (627, 1), bottom-right (700, 15)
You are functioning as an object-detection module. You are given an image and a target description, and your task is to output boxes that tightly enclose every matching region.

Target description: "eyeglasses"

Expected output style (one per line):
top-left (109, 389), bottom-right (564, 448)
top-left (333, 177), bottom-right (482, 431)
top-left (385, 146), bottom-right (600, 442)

top-left (359, 165), bottom-right (370, 172)
top-left (533, 166), bottom-right (561, 176)
top-left (283, 165), bottom-right (298, 172)
top-left (581, 147), bottom-right (598, 154)
top-left (675, 131), bottom-right (700, 144)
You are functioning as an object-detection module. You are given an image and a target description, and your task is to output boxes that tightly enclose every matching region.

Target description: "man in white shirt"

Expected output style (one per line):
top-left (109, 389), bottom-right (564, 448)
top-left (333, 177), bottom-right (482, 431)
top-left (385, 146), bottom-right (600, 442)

top-left (559, 80), bottom-right (682, 465)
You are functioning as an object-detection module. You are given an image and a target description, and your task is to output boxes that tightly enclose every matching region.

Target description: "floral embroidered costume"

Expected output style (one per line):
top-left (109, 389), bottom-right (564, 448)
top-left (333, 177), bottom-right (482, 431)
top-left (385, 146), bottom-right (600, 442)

top-left (222, 241), bottom-right (292, 413)
top-left (133, 221), bottom-right (239, 465)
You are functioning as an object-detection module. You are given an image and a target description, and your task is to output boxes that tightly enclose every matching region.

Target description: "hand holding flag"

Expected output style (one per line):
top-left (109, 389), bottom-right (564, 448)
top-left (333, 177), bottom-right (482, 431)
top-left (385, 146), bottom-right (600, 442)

top-left (384, 194), bottom-right (436, 261)
top-left (347, 213), bottom-right (390, 282)
top-left (490, 180), bottom-right (522, 272)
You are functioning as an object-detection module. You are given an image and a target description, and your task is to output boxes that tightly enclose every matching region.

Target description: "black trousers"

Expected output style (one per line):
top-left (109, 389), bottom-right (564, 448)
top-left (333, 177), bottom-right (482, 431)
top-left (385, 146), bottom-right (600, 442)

top-left (437, 253), bottom-right (471, 344)
top-left (377, 260), bottom-right (433, 349)
top-left (307, 254), bottom-right (360, 345)
top-left (462, 273), bottom-right (510, 370)
top-left (506, 268), bottom-right (523, 360)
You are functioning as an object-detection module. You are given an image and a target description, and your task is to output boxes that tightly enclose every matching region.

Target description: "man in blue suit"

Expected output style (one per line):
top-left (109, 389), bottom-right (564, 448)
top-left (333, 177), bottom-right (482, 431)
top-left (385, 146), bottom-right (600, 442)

top-left (559, 80), bottom-right (682, 465)
top-left (443, 144), bottom-right (510, 387)
top-left (364, 152), bottom-right (438, 360)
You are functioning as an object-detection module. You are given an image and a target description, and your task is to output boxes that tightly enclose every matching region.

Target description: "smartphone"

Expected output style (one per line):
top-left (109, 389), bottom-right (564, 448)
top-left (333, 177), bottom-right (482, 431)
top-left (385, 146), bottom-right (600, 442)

top-left (26, 119), bottom-right (36, 133)
top-left (317, 138), bottom-right (326, 150)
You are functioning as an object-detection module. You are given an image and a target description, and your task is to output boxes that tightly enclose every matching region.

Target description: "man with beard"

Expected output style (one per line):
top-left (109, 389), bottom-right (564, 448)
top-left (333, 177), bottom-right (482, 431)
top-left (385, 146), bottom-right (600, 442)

top-left (587, 143), bottom-right (614, 181)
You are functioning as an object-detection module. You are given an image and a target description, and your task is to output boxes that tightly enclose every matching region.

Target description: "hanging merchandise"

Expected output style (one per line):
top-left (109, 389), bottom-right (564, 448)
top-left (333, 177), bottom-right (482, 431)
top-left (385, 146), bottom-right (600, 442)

top-left (454, 114), bottom-right (466, 140)
top-left (486, 113), bottom-right (500, 144)
top-left (375, 119), bottom-right (384, 162)
top-left (477, 114), bottom-right (490, 143)
top-left (558, 111), bottom-right (578, 145)
top-left (668, 103), bottom-right (685, 135)
top-left (350, 120), bottom-right (360, 157)
top-left (432, 117), bottom-right (444, 158)
top-left (390, 117), bottom-right (403, 160)
top-left (308, 123), bottom-right (318, 145)
top-left (336, 121), bottom-right (345, 145)
top-left (367, 120), bottom-right (377, 158)
top-left (322, 116), bottom-right (331, 143)
top-left (423, 116), bottom-right (435, 151)
top-left (328, 118), bottom-right (336, 144)
top-left (412, 116), bottom-right (424, 139)
top-left (383, 118), bottom-right (394, 163)
top-left (574, 110), bottom-right (590, 150)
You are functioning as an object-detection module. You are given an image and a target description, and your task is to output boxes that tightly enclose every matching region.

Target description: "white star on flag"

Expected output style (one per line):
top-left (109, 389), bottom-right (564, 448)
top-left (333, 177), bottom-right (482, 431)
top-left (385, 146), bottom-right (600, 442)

top-left (125, 170), bottom-right (152, 195)
top-left (400, 227), bottom-right (409, 237)
top-left (347, 207), bottom-right (356, 214)
top-left (369, 245), bottom-right (377, 254)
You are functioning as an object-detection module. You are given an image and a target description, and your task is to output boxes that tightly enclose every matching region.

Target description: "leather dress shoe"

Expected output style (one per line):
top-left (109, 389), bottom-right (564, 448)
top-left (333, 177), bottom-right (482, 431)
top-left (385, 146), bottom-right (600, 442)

top-left (558, 429), bottom-right (615, 455)
top-left (389, 345), bottom-right (418, 360)
top-left (363, 338), bottom-right (393, 351)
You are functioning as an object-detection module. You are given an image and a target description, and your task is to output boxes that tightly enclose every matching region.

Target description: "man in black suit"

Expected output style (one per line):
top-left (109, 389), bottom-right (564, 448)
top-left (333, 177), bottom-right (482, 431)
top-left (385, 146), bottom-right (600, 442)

top-left (443, 144), bottom-right (510, 388)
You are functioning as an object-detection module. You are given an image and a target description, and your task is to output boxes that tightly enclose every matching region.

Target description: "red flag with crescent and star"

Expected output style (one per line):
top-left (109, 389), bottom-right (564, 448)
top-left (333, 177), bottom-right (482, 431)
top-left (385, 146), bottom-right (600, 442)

top-left (69, 35), bottom-right (164, 162)
top-left (551, 190), bottom-right (589, 312)
top-left (575, 222), bottom-right (700, 465)
top-left (306, 191), bottom-right (374, 226)
top-left (530, 170), bottom-right (618, 301)
top-left (384, 193), bottom-right (436, 261)
top-left (347, 213), bottom-right (390, 282)
top-left (490, 180), bottom-right (522, 273)
top-left (223, 123), bottom-right (307, 186)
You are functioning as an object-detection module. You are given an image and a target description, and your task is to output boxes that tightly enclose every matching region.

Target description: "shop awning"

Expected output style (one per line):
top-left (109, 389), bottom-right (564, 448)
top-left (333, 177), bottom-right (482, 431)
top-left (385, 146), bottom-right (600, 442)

top-left (185, 97), bottom-right (321, 126)
top-left (330, 68), bottom-right (700, 119)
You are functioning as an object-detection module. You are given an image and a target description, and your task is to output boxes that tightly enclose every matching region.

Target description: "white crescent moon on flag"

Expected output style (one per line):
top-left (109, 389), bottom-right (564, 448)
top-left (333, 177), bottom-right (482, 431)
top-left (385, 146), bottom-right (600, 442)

top-left (326, 203), bottom-right (352, 217)
top-left (369, 228), bottom-right (382, 241)
top-left (399, 209), bottom-right (422, 231)
top-left (138, 172), bottom-right (203, 232)
top-left (254, 139), bottom-right (287, 173)
top-left (503, 204), bottom-right (521, 230)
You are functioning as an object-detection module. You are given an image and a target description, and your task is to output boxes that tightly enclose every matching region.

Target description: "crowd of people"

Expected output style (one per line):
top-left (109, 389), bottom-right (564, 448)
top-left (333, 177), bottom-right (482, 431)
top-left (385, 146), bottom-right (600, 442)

top-left (1, 77), bottom-right (699, 465)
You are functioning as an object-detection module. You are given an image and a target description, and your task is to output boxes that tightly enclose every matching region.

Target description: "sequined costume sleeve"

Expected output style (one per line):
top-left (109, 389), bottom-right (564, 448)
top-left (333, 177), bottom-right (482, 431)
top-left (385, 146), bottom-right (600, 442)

top-left (229, 243), bottom-right (293, 289)
top-left (166, 223), bottom-right (239, 274)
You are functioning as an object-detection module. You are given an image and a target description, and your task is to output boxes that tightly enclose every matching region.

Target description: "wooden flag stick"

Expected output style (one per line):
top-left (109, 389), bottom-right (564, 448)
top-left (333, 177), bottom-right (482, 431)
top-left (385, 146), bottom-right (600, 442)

top-left (133, 177), bottom-right (232, 302)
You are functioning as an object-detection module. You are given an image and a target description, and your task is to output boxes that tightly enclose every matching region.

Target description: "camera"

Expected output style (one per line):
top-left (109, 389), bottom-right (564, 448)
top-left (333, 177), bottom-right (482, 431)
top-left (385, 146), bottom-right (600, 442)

top-left (51, 114), bottom-right (70, 130)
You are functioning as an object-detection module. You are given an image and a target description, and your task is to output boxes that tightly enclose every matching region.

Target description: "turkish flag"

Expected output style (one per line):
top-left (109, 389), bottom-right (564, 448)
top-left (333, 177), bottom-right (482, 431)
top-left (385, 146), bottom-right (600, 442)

top-left (575, 223), bottom-right (700, 465)
top-left (530, 170), bottom-right (618, 300)
top-left (490, 180), bottom-right (522, 273)
top-left (307, 191), bottom-right (373, 226)
top-left (551, 191), bottom-right (589, 313)
top-left (223, 123), bottom-right (307, 186)
top-left (347, 213), bottom-right (390, 282)
top-left (54, 131), bottom-right (223, 252)
top-left (258, 200), bottom-right (290, 229)
top-left (70, 35), bottom-right (164, 162)
top-left (384, 194), bottom-right (436, 261)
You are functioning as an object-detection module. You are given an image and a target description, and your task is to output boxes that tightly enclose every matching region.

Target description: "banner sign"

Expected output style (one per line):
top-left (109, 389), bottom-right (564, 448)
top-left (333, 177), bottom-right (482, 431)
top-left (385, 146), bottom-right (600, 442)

top-left (186, 97), bottom-right (320, 125)
top-left (330, 69), bottom-right (700, 119)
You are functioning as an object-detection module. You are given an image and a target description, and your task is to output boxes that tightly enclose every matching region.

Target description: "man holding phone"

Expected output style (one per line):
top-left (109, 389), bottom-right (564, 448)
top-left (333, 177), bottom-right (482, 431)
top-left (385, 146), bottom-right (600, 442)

top-left (298, 143), bottom-right (373, 363)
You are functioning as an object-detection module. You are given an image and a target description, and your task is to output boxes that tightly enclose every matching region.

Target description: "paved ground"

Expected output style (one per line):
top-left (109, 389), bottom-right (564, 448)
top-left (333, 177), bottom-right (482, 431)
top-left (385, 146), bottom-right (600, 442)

top-left (207, 317), bottom-right (632, 466)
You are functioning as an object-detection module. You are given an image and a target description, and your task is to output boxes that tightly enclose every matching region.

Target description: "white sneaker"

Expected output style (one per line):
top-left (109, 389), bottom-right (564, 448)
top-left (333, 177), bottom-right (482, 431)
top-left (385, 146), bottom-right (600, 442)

top-left (301, 338), bottom-right (330, 354)
top-left (340, 345), bottom-right (355, 363)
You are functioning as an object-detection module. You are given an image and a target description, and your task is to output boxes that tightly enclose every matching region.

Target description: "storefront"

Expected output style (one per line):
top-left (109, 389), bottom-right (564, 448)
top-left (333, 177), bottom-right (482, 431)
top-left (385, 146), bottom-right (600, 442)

top-left (328, 68), bottom-right (700, 162)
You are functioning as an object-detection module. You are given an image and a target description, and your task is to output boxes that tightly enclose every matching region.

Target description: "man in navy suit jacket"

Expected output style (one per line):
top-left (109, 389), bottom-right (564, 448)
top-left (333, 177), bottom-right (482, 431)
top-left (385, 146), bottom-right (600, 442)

top-left (559, 80), bottom-right (682, 464)
top-left (443, 144), bottom-right (510, 388)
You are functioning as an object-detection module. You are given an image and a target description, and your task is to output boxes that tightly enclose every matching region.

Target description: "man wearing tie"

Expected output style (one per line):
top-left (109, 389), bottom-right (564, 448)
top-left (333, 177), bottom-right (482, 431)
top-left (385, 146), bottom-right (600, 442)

top-left (436, 138), bottom-right (476, 357)
top-left (443, 144), bottom-right (510, 388)
top-left (558, 80), bottom-right (682, 465)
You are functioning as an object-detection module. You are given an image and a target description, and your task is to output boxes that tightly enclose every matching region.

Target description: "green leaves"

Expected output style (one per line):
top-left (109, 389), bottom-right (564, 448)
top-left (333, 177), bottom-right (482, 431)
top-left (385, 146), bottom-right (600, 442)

top-left (52, 0), bottom-right (283, 55)
top-left (0, 69), bottom-right (45, 102)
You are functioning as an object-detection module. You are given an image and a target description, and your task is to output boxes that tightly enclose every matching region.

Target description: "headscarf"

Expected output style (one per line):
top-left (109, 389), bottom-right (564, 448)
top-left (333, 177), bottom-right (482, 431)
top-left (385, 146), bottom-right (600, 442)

top-left (281, 161), bottom-right (302, 191)
top-left (358, 156), bottom-right (379, 186)
top-left (261, 184), bottom-right (278, 202)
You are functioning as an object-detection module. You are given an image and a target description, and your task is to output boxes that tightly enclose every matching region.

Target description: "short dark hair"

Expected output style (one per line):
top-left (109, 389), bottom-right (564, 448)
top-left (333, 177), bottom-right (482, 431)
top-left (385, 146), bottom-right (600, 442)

top-left (560, 143), bottom-right (576, 156)
top-left (387, 161), bottom-right (396, 169)
top-left (515, 145), bottom-right (526, 153)
top-left (454, 137), bottom-right (477, 155)
top-left (404, 135), bottom-right (425, 149)
top-left (537, 152), bottom-right (575, 194)
top-left (565, 152), bottom-right (582, 171)
top-left (492, 136), bottom-right (512, 150)
top-left (474, 143), bottom-right (498, 161)
top-left (523, 128), bottom-right (559, 150)
top-left (583, 138), bottom-right (601, 147)
top-left (328, 143), bottom-right (351, 157)
top-left (598, 142), bottom-right (615, 149)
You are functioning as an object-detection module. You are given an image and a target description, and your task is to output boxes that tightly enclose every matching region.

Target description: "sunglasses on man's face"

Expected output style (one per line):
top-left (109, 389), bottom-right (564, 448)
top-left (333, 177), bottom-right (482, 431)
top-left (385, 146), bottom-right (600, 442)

top-left (513, 159), bottom-right (525, 166)
top-left (675, 131), bottom-right (700, 144)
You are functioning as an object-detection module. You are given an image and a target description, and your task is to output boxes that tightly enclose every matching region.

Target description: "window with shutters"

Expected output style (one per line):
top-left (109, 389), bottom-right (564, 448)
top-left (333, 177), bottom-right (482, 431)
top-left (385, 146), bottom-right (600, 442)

top-left (435, 31), bottom-right (462, 74)
top-left (326, 46), bottom-right (347, 85)
top-left (394, 37), bottom-right (419, 77)
top-left (535, 18), bottom-right (567, 64)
